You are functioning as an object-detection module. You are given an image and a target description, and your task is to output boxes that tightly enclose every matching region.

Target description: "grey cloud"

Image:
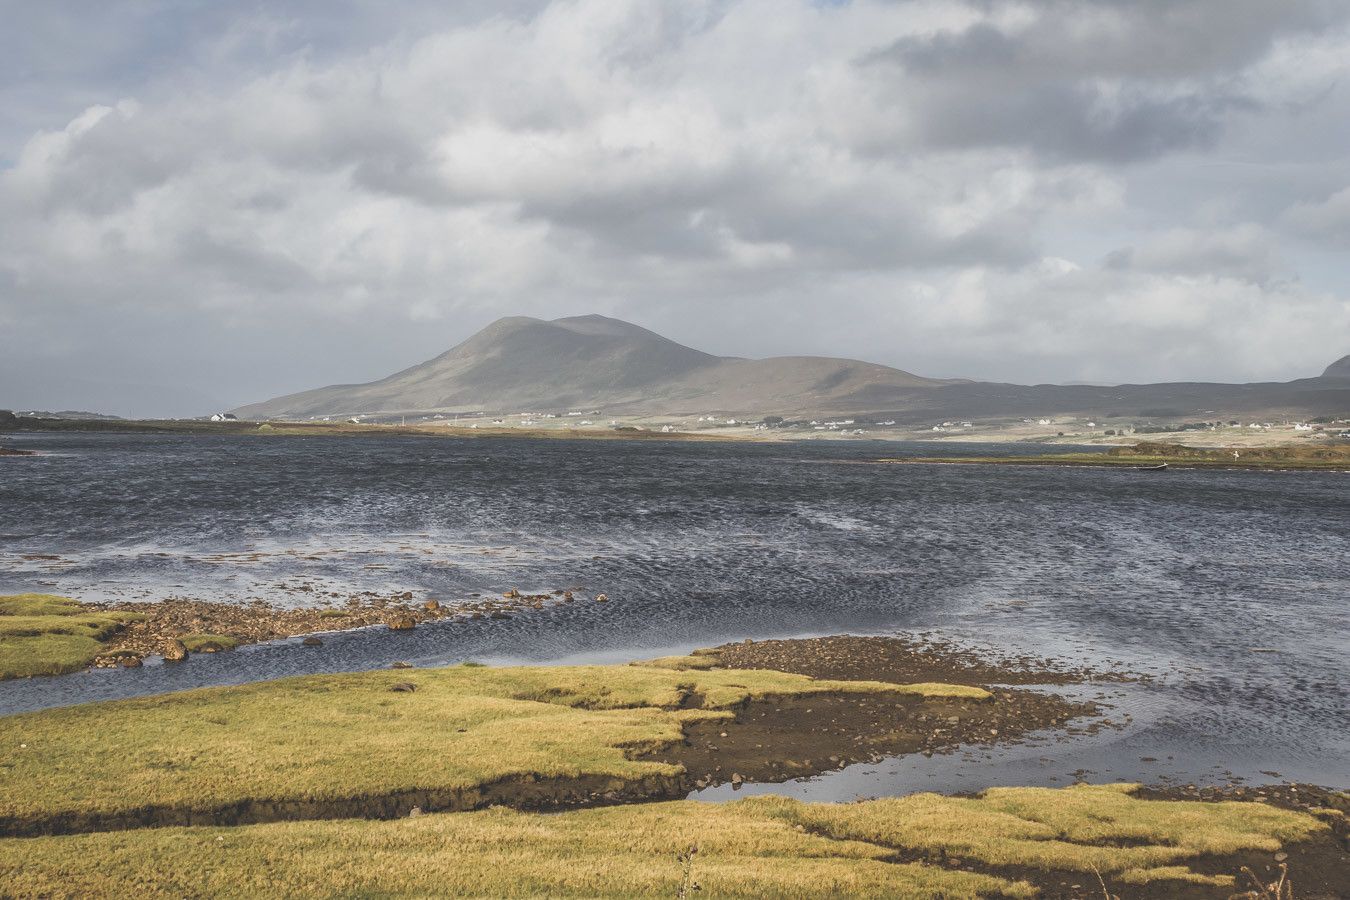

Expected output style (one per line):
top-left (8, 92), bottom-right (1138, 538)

top-left (864, 1), bottom-right (1346, 161)
top-left (1102, 225), bottom-right (1284, 285)
top-left (2, 0), bottom-right (1349, 416)
top-left (1282, 186), bottom-right (1350, 247)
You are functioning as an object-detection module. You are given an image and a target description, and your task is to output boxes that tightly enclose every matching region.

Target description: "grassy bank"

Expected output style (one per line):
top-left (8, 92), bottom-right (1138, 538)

top-left (0, 595), bottom-right (143, 679)
top-left (0, 659), bottom-right (980, 831)
top-left (0, 593), bottom-right (591, 672)
top-left (0, 785), bottom-right (1333, 899)
top-left (0, 650), bottom-right (1341, 897)
top-left (883, 441), bottom-right (1350, 471)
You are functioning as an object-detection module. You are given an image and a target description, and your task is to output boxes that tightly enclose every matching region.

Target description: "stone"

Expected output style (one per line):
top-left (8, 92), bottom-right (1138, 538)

top-left (595, 593), bottom-right (609, 603)
top-left (423, 599), bottom-right (440, 611)
top-left (503, 589), bottom-right (521, 599)
top-left (730, 773), bottom-right (744, 787)
top-left (390, 661), bottom-right (413, 669)
top-left (1274, 852), bottom-right (1288, 862)
top-left (387, 615), bottom-right (416, 631)
top-left (389, 682), bottom-right (416, 693)
top-left (118, 655), bottom-right (143, 668)
top-left (562, 591), bottom-right (573, 601)
top-left (161, 639), bottom-right (188, 662)
top-left (302, 636), bottom-right (323, 647)
top-left (409, 806), bottom-right (423, 817)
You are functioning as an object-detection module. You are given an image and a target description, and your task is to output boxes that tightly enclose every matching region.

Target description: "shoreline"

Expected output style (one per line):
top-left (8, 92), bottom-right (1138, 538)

top-left (879, 441), bottom-right (1350, 472)
top-left (8, 415), bottom-right (1347, 450)
top-left (1, 637), bottom-right (1345, 898)
top-left (0, 590), bottom-right (607, 679)
top-left (94, 589), bottom-right (599, 662)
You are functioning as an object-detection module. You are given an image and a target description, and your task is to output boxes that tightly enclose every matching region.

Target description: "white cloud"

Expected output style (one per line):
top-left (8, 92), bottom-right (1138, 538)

top-left (1, 0), bottom-right (1348, 414)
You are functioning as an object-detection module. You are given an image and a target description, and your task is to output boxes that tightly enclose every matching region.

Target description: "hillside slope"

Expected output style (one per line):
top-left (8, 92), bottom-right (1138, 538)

top-left (232, 315), bottom-right (946, 418)
top-left (234, 317), bottom-right (1349, 422)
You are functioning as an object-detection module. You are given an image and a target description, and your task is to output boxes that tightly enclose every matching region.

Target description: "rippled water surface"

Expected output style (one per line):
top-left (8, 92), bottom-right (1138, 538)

top-left (2, 432), bottom-right (1347, 792)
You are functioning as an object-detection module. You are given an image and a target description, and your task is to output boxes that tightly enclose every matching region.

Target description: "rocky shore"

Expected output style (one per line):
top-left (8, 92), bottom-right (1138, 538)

top-left (82, 588), bottom-right (602, 667)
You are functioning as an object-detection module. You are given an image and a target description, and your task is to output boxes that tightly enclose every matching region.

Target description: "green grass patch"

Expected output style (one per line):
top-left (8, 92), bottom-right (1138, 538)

top-left (179, 634), bottom-right (240, 653)
top-left (630, 654), bottom-right (722, 670)
top-left (0, 663), bottom-right (942, 825)
top-left (0, 595), bottom-right (142, 679)
top-left (0, 785), bottom-right (1328, 898)
top-left (761, 782), bottom-right (1325, 887)
top-left (0, 594), bottom-right (84, 616)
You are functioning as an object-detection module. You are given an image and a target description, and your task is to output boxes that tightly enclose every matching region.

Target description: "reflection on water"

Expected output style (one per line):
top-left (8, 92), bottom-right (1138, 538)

top-left (1, 431), bottom-right (1346, 792)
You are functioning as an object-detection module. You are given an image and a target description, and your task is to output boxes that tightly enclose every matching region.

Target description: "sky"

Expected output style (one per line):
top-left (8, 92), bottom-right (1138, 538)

top-left (2, 0), bottom-right (1349, 416)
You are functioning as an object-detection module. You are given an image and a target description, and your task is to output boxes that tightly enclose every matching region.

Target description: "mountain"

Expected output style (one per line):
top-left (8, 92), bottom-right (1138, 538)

top-left (1323, 355), bottom-right (1350, 380)
top-left (233, 317), bottom-right (1350, 423)
top-left (232, 315), bottom-right (948, 418)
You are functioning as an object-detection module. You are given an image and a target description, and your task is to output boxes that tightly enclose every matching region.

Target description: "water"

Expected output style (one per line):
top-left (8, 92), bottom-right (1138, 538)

top-left (1, 431), bottom-right (1347, 795)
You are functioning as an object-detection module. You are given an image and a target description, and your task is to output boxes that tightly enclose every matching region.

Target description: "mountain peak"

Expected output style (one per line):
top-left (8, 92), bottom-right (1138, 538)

top-left (232, 313), bottom-right (941, 418)
top-left (1322, 354), bottom-right (1350, 379)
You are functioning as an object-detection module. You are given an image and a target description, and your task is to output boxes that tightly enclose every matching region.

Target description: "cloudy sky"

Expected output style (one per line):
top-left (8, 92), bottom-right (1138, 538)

top-left (2, 0), bottom-right (1349, 416)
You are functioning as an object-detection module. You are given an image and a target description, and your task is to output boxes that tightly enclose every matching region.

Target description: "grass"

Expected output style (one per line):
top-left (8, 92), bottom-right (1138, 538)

top-left (0, 594), bottom-right (143, 679)
top-left (0, 662), bottom-right (952, 825)
top-left (179, 633), bottom-right (240, 652)
top-left (764, 783), bottom-right (1325, 887)
top-left (0, 785), bottom-right (1328, 899)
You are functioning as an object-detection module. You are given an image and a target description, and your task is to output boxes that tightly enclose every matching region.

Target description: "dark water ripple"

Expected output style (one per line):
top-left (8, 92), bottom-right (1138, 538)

top-left (0, 431), bottom-right (1346, 794)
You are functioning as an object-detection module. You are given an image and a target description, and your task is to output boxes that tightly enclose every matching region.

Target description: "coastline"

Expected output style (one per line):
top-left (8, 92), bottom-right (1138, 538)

top-left (0, 590), bottom-right (602, 679)
top-left (879, 441), bottom-right (1350, 472)
top-left (1, 636), bottom-right (1344, 898)
top-left (7, 414), bottom-right (1347, 449)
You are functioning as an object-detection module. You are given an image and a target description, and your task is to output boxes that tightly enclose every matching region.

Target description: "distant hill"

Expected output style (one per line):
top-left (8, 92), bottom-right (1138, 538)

top-left (232, 315), bottom-right (948, 418)
top-left (233, 316), bottom-right (1350, 423)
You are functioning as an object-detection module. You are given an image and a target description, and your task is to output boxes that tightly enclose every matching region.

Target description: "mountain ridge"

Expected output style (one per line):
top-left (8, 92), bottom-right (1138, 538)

top-left (233, 316), bottom-right (1349, 422)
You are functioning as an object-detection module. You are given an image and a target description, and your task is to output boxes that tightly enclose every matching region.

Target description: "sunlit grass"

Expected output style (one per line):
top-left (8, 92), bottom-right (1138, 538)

top-left (760, 783), bottom-right (1325, 887)
top-left (0, 662), bottom-right (946, 823)
top-left (0, 786), bottom-right (1328, 898)
top-left (0, 594), bottom-right (143, 679)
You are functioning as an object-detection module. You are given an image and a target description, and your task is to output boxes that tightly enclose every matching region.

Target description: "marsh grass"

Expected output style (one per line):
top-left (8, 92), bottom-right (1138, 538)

top-left (0, 662), bottom-right (950, 824)
top-left (0, 594), bottom-right (143, 679)
top-left (765, 783), bottom-right (1324, 888)
top-left (0, 786), bottom-right (1327, 899)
